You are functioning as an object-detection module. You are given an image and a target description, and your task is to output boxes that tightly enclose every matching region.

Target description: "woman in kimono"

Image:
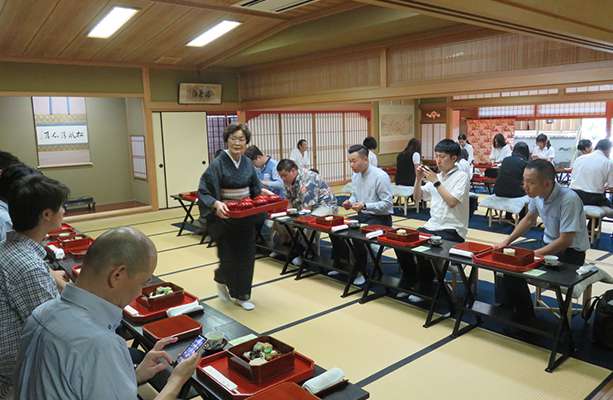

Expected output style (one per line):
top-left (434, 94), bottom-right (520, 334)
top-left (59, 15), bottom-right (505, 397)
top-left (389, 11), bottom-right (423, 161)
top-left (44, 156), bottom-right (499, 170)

top-left (198, 123), bottom-right (271, 310)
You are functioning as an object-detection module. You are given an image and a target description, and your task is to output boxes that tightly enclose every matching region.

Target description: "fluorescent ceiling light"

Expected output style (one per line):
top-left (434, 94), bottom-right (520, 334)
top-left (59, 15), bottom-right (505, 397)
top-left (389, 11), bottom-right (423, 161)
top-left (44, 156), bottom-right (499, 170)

top-left (88, 7), bottom-right (138, 38)
top-left (187, 20), bottom-right (241, 47)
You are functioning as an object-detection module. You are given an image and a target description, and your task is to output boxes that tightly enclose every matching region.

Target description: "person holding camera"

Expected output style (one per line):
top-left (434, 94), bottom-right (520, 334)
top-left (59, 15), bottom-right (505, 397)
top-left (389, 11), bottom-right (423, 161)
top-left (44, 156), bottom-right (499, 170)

top-left (14, 228), bottom-right (199, 400)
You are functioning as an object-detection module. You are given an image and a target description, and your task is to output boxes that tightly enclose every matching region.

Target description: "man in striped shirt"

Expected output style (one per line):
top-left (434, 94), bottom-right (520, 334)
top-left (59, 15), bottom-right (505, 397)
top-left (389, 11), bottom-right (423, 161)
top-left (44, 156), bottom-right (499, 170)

top-left (0, 174), bottom-right (69, 399)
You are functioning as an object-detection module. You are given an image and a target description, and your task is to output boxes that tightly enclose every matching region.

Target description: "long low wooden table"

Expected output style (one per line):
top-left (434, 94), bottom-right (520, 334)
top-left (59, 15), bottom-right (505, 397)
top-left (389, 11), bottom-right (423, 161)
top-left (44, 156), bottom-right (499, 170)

top-left (270, 215), bottom-right (597, 373)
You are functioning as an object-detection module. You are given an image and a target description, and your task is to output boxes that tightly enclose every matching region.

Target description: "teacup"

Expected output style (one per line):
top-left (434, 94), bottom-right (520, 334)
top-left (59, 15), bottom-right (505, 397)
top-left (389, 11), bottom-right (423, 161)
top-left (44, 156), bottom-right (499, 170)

top-left (543, 255), bottom-right (559, 266)
top-left (204, 330), bottom-right (226, 349)
top-left (429, 235), bottom-right (442, 246)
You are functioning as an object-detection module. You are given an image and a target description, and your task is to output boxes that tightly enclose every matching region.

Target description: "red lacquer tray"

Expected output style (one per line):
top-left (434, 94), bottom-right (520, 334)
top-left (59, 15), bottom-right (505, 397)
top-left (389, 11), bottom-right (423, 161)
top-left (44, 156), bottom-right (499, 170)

top-left (196, 350), bottom-right (315, 400)
top-left (360, 224), bottom-right (395, 234)
top-left (143, 315), bottom-right (202, 342)
top-left (48, 223), bottom-right (75, 235)
top-left (473, 163), bottom-right (494, 169)
top-left (449, 242), bottom-right (492, 258)
top-left (47, 230), bottom-right (78, 241)
top-left (123, 291), bottom-right (199, 324)
top-left (473, 249), bottom-right (543, 272)
top-left (246, 382), bottom-right (319, 400)
top-left (294, 215), bottom-right (317, 225)
top-left (378, 236), bottom-right (429, 248)
top-left (61, 237), bottom-right (95, 257)
top-left (180, 191), bottom-right (198, 202)
top-left (227, 200), bottom-right (289, 219)
top-left (305, 221), bottom-right (344, 233)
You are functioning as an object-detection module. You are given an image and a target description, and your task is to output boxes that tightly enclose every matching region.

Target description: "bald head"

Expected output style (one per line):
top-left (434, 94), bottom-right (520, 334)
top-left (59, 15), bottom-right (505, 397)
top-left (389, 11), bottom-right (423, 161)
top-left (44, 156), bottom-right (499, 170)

top-left (82, 227), bottom-right (156, 277)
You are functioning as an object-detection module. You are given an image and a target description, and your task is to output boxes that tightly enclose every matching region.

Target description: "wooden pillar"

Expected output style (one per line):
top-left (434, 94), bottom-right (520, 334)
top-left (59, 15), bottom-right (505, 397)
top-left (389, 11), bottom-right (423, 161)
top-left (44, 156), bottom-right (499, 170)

top-left (606, 100), bottom-right (613, 138)
top-left (141, 67), bottom-right (159, 210)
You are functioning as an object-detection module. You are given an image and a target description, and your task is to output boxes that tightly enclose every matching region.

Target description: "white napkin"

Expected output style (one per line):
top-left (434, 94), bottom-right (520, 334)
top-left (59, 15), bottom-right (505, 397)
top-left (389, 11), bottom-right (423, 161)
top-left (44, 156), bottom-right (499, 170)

top-left (270, 211), bottom-right (287, 218)
top-left (124, 305), bottom-right (140, 317)
top-left (302, 367), bottom-right (345, 394)
top-left (448, 248), bottom-right (473, 258)
top-left (330, 224), bottom-right (349, 232)
top-left (167, 300), bottom-right (203, 317)
top-left (365, 230), bottom-right (384, 239)
top-left (48, 245), bottom-right (65, 260)
top-left (577, 264), bottom-right (599, 275)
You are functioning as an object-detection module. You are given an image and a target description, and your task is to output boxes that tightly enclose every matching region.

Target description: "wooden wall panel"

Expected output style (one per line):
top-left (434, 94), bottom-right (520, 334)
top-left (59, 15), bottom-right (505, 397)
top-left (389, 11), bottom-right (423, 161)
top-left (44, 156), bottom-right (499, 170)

top-left (387, 33), bottom-right (613, 87)
top-left (240, 51), bottom-right (380, 101)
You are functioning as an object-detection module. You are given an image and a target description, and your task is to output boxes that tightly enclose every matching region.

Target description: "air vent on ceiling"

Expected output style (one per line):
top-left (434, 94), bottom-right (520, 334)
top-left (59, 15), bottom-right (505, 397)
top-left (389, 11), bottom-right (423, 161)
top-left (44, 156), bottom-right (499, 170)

top-left (155, 56), bottom-right (182, 64)
top-left (233, 0), bottom-right (319, 13)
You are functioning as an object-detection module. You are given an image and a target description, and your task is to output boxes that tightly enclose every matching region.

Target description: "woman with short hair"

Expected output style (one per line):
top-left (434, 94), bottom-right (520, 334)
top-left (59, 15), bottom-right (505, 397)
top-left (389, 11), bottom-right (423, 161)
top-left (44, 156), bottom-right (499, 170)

top-left (198, 124), bottom-right (271, 311)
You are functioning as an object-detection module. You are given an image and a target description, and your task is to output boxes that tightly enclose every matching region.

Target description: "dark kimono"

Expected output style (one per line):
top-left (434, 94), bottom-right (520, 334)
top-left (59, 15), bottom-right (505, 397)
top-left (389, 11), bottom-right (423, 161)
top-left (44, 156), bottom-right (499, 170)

top-left (198, 152), bottom-right (263, 300)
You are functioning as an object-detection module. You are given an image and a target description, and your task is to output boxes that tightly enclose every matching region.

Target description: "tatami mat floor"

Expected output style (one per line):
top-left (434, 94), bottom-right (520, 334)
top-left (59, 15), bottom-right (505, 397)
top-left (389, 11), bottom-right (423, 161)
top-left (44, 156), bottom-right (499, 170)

top-left (72, 206), bottom-right (613, 400)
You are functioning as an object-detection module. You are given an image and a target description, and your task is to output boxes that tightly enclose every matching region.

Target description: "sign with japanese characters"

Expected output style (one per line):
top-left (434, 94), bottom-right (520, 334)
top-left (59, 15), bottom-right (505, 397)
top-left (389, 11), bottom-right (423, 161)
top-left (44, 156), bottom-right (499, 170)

top-left (32, 96), bottom-right (91, 167)
top-left (35, 124), bottom-right (89, 145)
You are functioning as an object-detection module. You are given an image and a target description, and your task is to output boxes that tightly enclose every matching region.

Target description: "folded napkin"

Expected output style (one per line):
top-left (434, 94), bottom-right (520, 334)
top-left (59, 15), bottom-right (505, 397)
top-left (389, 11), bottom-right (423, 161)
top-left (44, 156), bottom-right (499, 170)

top-left (167, 300), bottom-right (203, 317)
top-left (124, 305), bottom-right (140, 317)
top-left (577, 264), bottom-right (599, 275)
top-left (365, 230), bottom-right (384, 239)
top-left (448, 248), bottom-right (473, 258)
top-left (270, 211), bottom-right (287, 219)
top-left (303, 368), bottom-right (345, 394)
top-left (330, 224), bottom-right (349, 233)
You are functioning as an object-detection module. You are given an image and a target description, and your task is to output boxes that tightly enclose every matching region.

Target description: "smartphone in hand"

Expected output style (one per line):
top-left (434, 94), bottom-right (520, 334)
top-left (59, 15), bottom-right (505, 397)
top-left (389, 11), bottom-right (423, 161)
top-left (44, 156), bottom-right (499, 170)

top-left (175, 335), bottom-right (207, 365)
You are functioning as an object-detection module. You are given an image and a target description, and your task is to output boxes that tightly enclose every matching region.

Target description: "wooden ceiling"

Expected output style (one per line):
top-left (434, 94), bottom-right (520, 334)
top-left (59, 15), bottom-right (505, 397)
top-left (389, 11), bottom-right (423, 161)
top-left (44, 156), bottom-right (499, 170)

top-left (0, 0), bottom-right (363, 69)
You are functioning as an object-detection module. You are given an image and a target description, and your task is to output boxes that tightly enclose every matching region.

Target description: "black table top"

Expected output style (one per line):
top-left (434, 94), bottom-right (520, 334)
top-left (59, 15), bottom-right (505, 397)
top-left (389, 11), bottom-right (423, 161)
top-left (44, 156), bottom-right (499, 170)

top-left (278, 217), bottom-right (596, 289)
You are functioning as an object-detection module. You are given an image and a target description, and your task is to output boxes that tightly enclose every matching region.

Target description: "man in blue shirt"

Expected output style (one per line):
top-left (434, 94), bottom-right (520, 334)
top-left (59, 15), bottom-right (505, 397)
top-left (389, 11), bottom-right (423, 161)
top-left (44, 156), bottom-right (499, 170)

top-left (245, 146), bottom-right (285, 197)
top-left (15, 227), bottom-right (199, 400)
top-left (496, 159), bottom-right (590, 320)
top-left (339, 145), bottom-right (393, 285)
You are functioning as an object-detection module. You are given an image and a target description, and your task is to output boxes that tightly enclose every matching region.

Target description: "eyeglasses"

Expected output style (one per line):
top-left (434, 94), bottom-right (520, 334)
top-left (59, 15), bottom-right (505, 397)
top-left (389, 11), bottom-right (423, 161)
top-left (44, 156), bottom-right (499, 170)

top-left (228, 136), bottom-right (246, 143)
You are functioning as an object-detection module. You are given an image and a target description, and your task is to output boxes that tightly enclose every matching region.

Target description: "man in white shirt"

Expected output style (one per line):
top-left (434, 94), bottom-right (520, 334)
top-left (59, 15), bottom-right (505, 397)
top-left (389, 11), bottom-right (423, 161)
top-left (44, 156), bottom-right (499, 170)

top-left (570, 138), bottom-right (613, 206)
top-left (289, 139), bottom-right (310, 170)
top-left (400, 139), bottom-right (470, 296)
top-left (363, 137), bottom-right (378, 167)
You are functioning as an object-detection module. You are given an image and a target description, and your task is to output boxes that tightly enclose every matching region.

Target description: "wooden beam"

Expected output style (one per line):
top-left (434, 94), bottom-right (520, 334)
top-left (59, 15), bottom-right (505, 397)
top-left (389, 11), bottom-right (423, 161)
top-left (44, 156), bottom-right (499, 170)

top-left (449, 90), bottom-right (613, 109)
top-left (141, 66), bottom-right (159, 210)
top-left (0, 90), bottom-right (143, 97)
top-left (0, 55), bottom-right (197, 70)
top-left (148, 101), bottom-right (240, 112)
top-left (149, 0), bottom-right (291, 20)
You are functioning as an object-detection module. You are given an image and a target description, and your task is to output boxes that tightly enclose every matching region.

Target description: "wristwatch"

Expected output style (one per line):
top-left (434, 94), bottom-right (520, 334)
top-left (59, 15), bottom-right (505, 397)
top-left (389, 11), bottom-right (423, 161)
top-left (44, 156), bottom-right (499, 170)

top-left (433, 181), bottom-right (441, 188)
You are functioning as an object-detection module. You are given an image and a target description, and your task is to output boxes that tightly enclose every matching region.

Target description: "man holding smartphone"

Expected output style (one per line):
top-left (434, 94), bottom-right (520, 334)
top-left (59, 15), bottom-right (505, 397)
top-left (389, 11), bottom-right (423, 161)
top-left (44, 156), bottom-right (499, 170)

top-left (405, 139), bottom-right (470, 297)
top-left (14, 227), bottom-right (200, 400)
